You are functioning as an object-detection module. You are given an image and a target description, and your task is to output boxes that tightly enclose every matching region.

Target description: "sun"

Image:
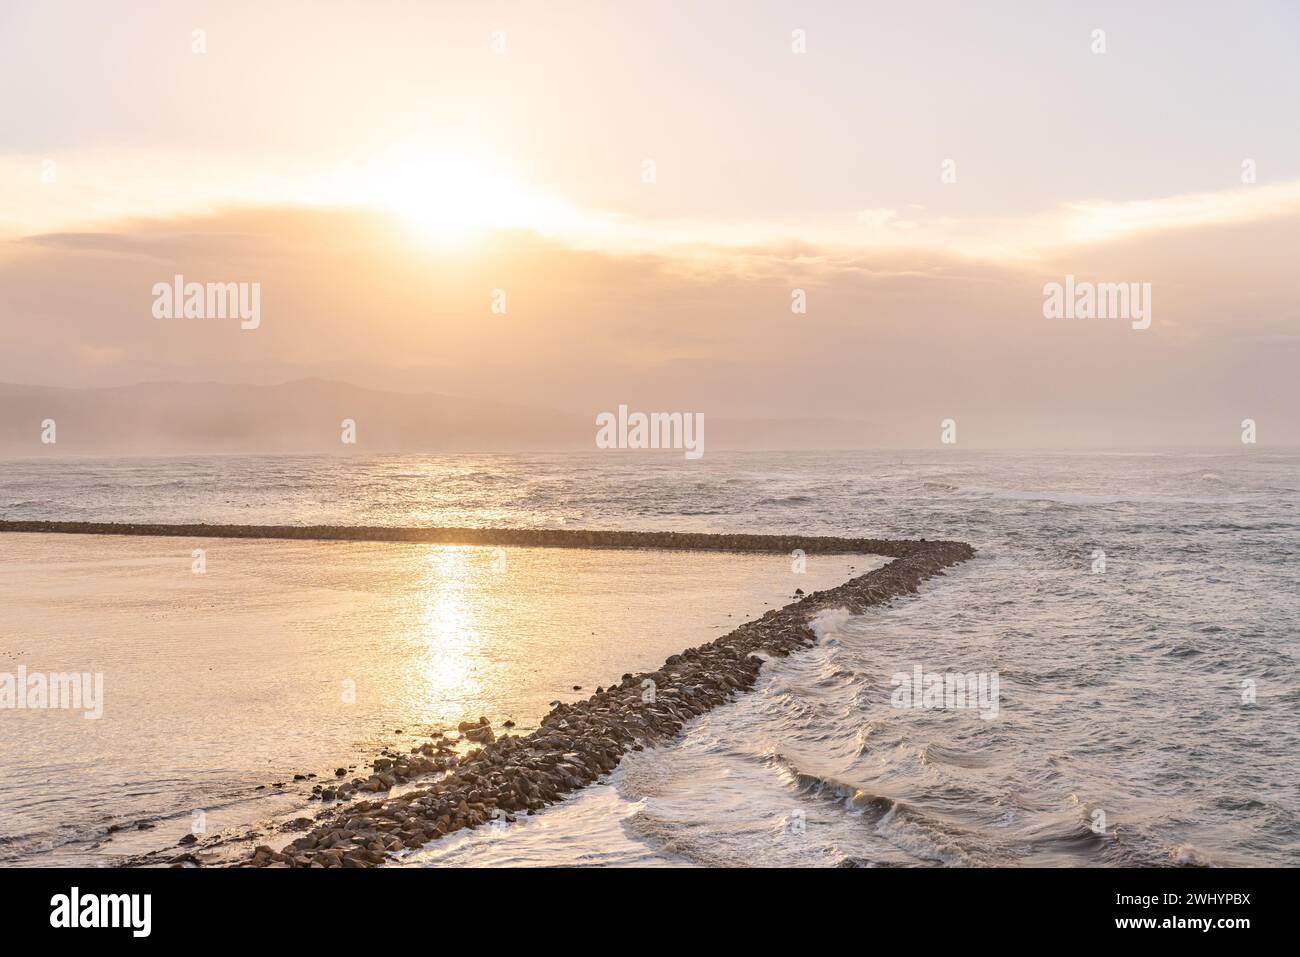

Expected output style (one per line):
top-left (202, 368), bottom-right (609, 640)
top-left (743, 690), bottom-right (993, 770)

top-left (336, 148), bottom-right (578, 242)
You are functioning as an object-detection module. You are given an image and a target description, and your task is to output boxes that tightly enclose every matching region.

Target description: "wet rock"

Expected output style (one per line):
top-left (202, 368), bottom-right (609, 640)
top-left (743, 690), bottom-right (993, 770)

top-left (463, 724), bottom-right (495, 744)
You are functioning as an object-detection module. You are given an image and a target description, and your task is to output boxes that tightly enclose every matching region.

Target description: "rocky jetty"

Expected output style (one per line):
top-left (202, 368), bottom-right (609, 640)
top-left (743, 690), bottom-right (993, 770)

top-left (0, 520), bottom-right (939, 558)
top-left (214, 536), bottom-right (975, 869)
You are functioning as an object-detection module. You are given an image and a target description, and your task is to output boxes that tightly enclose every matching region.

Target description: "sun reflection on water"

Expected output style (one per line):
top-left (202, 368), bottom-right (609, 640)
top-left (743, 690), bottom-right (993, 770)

top-left (413, 546), bottom-right (486, 715)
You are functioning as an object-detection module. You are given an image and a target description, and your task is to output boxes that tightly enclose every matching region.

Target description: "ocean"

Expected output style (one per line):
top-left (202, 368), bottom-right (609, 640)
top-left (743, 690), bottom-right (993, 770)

top-left (2, 449), bottom-right (1297, 866)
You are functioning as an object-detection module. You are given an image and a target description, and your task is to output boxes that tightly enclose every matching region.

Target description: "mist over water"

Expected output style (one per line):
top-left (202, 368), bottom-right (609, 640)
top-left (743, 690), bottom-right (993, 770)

top-left (2, 449), bottom-right (1297, 866)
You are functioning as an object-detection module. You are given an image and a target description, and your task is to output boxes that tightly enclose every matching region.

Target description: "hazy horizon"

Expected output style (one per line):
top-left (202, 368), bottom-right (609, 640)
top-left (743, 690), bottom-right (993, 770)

top-left (1, 376), bottom-right (1296, 453)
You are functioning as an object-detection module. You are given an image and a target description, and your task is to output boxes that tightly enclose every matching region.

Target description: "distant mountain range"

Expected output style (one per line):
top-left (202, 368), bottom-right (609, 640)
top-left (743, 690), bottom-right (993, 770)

top-left (0, 379), bottom-right (883, 454)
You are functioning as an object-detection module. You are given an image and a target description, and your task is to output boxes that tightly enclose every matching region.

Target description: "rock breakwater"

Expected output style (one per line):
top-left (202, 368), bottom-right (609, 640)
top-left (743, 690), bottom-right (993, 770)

top-left (0, 520), bottom-right (941, 558)
top-left (2, 521), bottom-right (973, 867)
top-left (209, 535), bottom-right (974, 869)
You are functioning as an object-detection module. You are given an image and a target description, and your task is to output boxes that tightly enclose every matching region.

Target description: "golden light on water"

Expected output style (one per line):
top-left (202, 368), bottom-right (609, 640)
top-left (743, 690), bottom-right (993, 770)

top-left (414, 545), bottom-right (483, 710)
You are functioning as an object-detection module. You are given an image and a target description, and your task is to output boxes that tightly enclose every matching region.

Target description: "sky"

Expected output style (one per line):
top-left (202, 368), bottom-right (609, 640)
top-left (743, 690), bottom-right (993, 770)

top-left (1, 0), bottom-right (1298, 446)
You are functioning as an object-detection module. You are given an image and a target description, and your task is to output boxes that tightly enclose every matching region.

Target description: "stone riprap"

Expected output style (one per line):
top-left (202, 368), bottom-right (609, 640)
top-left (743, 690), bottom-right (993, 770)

top-left (0, 522), bottom-right (973, 867)
top-left (222, 536), bottom-right (975, 868)
top-left (1, 520), bottom-right (941, 558)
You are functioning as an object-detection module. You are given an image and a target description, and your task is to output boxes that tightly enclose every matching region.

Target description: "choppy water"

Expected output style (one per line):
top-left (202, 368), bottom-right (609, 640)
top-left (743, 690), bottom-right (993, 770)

top-left (3, 450), bottom-right (1298, 866)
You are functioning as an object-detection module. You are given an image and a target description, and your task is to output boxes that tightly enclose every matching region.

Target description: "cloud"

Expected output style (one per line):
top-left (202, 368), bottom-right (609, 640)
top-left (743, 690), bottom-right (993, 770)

top-left (0, 201), bottom-right (1296, 446)
top-left (1043, 180), bottom-right (1300, 248)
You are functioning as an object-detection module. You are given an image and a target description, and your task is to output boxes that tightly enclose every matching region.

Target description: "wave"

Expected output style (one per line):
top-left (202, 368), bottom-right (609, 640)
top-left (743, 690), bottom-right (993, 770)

top-left (766, 751), bottom-right (978, 865)
top-left (874, 803), bottom-right (972, 866)
top-left (754, 495), bottom-right (815, 506)
top-left (1169, 844), bottom-right (1219, 867)
top-left (954, 485), bottom-right (1256, 507)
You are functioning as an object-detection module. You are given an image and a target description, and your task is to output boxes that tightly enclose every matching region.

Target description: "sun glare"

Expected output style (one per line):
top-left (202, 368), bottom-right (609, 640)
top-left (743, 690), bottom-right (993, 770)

top-left (333, 149), bottom-right (579, 242)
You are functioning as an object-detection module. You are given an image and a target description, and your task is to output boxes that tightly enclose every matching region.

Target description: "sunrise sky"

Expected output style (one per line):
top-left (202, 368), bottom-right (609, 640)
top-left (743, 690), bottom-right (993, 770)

top-left (2, 0), bottom-right (1298, 445)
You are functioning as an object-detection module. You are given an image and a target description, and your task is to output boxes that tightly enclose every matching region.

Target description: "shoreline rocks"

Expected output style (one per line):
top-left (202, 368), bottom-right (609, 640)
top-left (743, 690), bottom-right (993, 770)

top-left (214, 536), bottom-right (975, 869)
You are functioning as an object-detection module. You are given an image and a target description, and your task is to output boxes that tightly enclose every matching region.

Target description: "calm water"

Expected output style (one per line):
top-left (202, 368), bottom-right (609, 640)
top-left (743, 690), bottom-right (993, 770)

top-left (0, 534), bottom-right (870, 865)
top-left (2, 449), bottom-right (1297, 866)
